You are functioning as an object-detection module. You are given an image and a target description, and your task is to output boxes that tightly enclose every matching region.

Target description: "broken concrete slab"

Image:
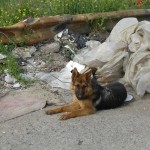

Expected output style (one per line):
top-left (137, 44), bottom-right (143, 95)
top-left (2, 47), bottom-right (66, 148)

top-left (0, 86), bottom-right (65, 123)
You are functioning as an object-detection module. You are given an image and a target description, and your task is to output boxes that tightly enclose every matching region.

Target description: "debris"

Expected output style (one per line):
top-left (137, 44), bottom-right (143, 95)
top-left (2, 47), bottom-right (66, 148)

top-left (37, 61), bottom-right (85, 89)
top-left (39, 42), bottom-right (60, 53)
top-left (0, 53), bottom-right (6, 60)
top-left (17, 58), bottom-right (28, 66)
top-left (47, 18), bottom-right (150, 96)
top-left (4, 73), bottom-right (17, 84)
top-left (55, 28), bottom-right (88, 60)
top-left (125, 94), bottom-right (133, 102)
top-left (12, 46), bottom-right (37, 59)
top-left (13, 83), bottom-right (21, 88)
top-left (0, 17), bottom-right (150, 98)
top-left (20, 73), bottom-right (34, 80)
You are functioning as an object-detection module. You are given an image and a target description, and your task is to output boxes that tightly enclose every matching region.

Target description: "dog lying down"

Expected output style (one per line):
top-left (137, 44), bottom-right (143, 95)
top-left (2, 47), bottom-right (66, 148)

top-left (46, 68), bottom-right (127, 120)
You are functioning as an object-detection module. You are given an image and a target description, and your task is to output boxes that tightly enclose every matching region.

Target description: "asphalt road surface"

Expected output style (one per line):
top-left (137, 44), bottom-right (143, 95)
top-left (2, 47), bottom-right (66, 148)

top-left (0, 92), bottom-right (150, 150)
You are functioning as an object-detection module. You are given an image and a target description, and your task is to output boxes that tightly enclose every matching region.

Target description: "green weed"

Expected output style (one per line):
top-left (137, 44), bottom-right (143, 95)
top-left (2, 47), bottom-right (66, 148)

top-left (90, 15), bottom-right (107, 32)
top-left (0, 43), bottom-right (34, 85)
top-left (48, 56), bottom-right (54, 62)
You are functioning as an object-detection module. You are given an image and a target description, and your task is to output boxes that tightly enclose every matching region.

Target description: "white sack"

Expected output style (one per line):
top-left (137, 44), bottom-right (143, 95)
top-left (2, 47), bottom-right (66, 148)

top-left (124, 21), bottom-right (150, 96)
top-left (124, 51), bottom-right (150, 96)
top-left (128, 21), bottom-right (150, 52)
top-left (106, 17), bottom-right (138, 43)
top-left (74, 41), bottom-right (127, 67)
top-left (96, 51), bottom-right (128, 84)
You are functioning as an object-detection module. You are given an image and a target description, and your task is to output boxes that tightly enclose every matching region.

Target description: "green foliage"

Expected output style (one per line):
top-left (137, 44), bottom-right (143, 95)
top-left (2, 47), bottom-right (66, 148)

top-left (0, 43), bottom-right (34, 85)
top-left (90, 15), bottom-right (107, 32)
top-left (48, 56), bottom-right (54, 62)
top-left (0, 0), bottom-right (149, 27)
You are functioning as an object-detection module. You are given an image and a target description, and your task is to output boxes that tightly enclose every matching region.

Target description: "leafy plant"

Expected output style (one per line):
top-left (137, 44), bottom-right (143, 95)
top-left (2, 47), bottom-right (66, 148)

top-left (90, 15), bottom-right (107, 32)
top-left (0, 43), bottom-right (34, 85)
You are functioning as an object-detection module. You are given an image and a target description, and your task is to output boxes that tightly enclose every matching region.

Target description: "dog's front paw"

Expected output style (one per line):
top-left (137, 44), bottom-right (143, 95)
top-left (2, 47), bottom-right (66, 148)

top-left (46, 109), bottom-right (56, 115)
top-left (59, 113), bottom-right (72, 120)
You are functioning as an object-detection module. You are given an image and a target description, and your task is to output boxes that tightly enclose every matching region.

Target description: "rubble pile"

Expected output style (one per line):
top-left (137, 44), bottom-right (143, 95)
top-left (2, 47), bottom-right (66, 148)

top-left (0, 17), bottom-right (150, 98)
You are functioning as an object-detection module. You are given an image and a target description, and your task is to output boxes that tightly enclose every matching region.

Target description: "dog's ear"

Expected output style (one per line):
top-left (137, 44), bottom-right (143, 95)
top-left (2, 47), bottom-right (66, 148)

top-left (71, 68), bottom-right (79, 83)
top-left (85, 70), bottom-right (92, 80)
top-left (71, 68), bottom-right (79, 76)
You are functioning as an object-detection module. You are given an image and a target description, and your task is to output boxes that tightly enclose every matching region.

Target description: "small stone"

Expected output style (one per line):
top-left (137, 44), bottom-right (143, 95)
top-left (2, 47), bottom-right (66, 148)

top-left (4, 83), bottom-right (12, 88)
top-left (13, 83), bottom-right (21, 88)
top-left (20, 73), bottom-right (34, 80)
top-left (37, 61), bottom-right (46, 68)
top-left (12, 46), bottom-right (36, 59)
top-left (0, 53), bottom-right (6, 60)
top-left (40, 42), bottom-right (60, 53)
top-left (29, 46), bottom-right (37, 55)
top-left (5, 73), bottom-right (17, 84)
top-left (0, 80), bottom-right (4, 86)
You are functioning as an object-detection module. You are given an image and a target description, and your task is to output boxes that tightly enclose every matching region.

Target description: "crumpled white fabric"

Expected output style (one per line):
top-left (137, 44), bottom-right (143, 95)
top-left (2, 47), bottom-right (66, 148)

top-left (124, 20), bottom-right (150, 96)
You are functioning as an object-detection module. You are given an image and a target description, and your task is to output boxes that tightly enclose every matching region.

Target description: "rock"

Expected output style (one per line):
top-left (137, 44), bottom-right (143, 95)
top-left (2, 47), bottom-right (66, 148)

top-left (12, 46), bottom-right (37, 59)
top-left (29, 46), bottom-right (37, 54)
top-left (4, 83), bottom-right (12, 88)
top-left (0, 54), bottom-right (6, 60)
top-left (13, 83), bottom-right (21, 88)
top-left (20, 73), bottom-right (34, 80)
top-left (35, 72), bottom-right (59, 83)
top-left (4, 73), bottom-right (17, 84)
top-left (39, 42), bottom-right (60, 53)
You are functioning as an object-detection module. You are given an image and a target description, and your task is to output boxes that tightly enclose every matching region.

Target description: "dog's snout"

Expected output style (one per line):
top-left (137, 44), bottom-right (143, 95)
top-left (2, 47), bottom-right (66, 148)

top-left (78, 94), bottom-right (83, 99)
top-left (76, 92), bottom-right (86, 100)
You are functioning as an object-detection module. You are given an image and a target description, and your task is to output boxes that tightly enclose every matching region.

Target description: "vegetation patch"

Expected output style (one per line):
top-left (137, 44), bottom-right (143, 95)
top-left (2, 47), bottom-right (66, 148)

top-left (0, 43), bottom-right (34, 85)
top-left (0, 0), bottom-right (149, 27)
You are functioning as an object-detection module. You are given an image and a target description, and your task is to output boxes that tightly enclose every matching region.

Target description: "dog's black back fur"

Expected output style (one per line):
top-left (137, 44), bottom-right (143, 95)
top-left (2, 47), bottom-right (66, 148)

top-left (92, 78), bottom-right (127, 110)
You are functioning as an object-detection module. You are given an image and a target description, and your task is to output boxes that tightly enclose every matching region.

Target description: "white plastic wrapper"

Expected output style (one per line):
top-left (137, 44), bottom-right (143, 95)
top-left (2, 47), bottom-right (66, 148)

top-left (50, 61), bottom-right (85, 89)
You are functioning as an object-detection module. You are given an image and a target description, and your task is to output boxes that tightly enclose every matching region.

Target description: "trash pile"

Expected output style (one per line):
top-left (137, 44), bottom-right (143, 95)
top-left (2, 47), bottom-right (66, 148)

top-left (0, 41), bottom-right (67, 95)
top-left (41, 17), bottom-right (150, 97)
top-left (0, 17), bottom-right (150, 97)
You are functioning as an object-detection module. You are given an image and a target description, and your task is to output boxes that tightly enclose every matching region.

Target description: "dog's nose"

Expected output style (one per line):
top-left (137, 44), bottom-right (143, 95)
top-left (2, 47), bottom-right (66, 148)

top-left (77, 94), bottom-right (84, 100)
top-left (78, 95), bottom-right (82, 99)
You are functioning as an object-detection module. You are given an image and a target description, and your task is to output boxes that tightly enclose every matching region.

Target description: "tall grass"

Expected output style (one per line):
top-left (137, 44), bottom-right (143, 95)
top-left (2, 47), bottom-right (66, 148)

top-left (0, 0), bottom-right (149, 26)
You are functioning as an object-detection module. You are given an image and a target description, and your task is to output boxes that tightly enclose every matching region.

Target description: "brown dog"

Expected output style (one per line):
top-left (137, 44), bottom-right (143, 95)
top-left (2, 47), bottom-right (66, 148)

top-left (46, 68), bottom-right (127, 120)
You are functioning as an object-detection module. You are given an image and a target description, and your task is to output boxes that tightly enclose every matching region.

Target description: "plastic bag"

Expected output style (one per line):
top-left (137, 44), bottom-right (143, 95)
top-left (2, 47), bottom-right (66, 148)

top-left (96, 51), bottom-right (128, 84)
top-left (74, 41), bottom-right (127, 68)
top-left (106, 17), bottom-right (138, 43)
top-left (40, 61), bottom-right (85, 89)
top-left (124, 51), bottom-right (150, 96)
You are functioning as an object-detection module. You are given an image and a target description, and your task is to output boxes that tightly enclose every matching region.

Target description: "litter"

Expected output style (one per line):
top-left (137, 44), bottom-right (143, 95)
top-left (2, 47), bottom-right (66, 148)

top-left (46, 18), bottom-right (150, 96)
